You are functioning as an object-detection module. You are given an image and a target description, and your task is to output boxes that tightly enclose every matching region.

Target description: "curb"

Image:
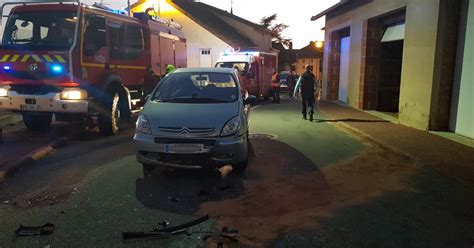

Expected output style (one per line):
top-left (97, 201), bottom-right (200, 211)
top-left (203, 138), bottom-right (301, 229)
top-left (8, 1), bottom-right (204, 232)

top-left (0, 137), bottom-right (69, 182)
top-left (319, 108), bottom-right (418, 164)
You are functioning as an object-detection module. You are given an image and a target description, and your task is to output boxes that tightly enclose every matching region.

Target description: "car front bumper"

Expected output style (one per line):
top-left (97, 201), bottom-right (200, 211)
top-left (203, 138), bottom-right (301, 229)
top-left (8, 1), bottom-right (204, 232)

top-left (134, 132), bottom-right (248, 169)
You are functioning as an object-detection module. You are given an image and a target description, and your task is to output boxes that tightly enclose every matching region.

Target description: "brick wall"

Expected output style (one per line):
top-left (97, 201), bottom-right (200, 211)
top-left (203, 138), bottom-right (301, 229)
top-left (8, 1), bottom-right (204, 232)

top-left (360, 19), bottom-right (382, 109)
top-left (327, 31), bottom-right (341, 101)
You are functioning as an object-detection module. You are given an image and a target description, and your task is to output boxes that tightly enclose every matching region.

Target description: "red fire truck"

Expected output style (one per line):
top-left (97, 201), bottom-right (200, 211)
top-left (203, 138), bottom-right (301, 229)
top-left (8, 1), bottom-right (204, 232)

top-left (215, 51), bottom-right (278, 100)
top-left (0, 0), bottom-right (187, 135)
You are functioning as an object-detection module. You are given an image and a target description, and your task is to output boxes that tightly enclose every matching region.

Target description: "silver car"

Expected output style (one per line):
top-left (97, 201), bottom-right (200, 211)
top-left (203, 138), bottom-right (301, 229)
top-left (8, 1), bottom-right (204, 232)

top-left (134, 68), bottom-right (256, 175)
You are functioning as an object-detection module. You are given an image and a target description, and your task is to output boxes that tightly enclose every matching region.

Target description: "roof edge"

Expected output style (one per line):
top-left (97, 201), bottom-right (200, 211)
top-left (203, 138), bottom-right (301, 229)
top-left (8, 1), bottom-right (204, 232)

top-left (166, 0), bottom-right (256, 49)
top-left (310, 0), bottom-right (349, 21)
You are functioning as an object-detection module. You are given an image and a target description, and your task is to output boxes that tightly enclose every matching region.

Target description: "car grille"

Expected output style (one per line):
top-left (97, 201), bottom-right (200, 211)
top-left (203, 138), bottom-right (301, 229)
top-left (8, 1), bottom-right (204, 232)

top-left (10, 85), bottom-right (61, 95)
top-left (159, 127), bottom-right (215, 135)
top-left (154, 137), bottom-right (216, 147)
top-left (140, 152), bottom-right (209, 166)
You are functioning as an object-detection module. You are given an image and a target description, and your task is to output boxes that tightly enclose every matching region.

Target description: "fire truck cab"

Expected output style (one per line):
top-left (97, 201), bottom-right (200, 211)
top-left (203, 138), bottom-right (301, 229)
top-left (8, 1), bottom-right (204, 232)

top-left (215, 51), bottom-right (278, 100)
top-left (0, 0), bottom-right (187, 135)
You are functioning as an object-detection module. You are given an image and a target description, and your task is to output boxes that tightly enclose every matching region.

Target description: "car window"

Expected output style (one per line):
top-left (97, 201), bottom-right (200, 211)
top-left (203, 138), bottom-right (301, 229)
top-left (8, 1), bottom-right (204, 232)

top-left (153, 72), bottom-right (239, 103)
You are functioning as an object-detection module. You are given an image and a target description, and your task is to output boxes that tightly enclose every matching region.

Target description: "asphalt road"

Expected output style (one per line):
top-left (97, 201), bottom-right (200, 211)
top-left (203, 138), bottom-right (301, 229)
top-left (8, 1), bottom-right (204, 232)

top-left (0, 98), bottom-right (473, 247)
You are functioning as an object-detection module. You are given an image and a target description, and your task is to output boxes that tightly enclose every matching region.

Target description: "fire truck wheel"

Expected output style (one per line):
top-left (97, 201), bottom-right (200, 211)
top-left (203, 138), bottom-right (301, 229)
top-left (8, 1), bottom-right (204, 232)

top-left (23, 113), bottom-right (52, 132)
top-left (98, 88), bottom-right (122, 136)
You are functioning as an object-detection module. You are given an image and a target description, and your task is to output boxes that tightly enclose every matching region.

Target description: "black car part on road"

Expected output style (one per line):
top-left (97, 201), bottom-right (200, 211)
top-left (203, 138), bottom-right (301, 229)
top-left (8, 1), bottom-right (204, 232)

top-left (122, 214), bottom-right (210, 241)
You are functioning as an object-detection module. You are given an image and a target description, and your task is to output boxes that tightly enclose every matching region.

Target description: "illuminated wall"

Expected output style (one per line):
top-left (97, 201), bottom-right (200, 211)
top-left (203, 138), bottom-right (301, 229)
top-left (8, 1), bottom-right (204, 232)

top-left (132, 0), bottom-right (235, 67)
top-left (322, 0), bottom-right (444, 130)
top-left (451, 0), bottom-right (474, 139)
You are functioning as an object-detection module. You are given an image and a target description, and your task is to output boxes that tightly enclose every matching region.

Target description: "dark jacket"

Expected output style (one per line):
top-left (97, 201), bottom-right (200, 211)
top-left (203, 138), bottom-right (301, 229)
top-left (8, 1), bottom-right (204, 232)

top-left (300, 71), bottom-right (316, 97)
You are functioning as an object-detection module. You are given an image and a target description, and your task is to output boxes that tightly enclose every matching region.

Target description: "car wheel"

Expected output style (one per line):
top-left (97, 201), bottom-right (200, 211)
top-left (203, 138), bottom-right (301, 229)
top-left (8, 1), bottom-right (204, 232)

top-left (234, 133), bottom-right (250, 174)
top-left (23, 113), bottom-right (52, 132)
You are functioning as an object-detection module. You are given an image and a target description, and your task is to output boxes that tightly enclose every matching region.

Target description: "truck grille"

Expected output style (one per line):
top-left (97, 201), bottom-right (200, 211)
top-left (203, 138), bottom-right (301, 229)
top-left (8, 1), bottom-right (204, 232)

top-left (8, 71), bottom-right (63, 80)
top-left (11, 85), bottom-right (61, 95)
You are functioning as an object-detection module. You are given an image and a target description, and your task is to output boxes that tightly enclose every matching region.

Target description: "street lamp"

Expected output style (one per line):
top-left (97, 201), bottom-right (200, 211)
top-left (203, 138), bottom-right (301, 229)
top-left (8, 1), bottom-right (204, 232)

top-left (315, 41), bottom-right (324, 49)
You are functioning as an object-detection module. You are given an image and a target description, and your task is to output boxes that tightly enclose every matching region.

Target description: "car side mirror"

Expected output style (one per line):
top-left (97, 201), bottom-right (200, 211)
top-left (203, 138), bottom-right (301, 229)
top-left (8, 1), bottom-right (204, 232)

top-left (244, 95), bottom-right (257, 105)
top-left (145, 94), bottom-right (151, 101)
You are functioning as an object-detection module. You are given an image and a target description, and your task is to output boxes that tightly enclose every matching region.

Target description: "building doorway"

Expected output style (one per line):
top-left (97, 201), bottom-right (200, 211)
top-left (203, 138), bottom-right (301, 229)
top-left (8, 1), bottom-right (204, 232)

top-left (377, 23), bottom-right (405, 112)
top-left (362, 10), bottom-right (406, 113)
top-left (338, 36), bottom-right (350, 103)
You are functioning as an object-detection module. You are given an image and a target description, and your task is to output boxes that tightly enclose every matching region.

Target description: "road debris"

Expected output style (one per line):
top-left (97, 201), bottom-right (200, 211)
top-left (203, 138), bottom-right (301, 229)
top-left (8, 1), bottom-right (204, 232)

top-left (168, 196), bottom-right (179, 203)
top-left (122, 215), bottom-right (210, 241)
top-left (222, 226), bottom-right (238, 237)
top-left (35, 196), bottom-right (48, 202)
top-left (3, 200), bottom-right (9, 204)
top-left (159, 221), bottom-right (170, 227)
top-left (218, 165), bottom-right (233, 178)
top-left (15, 223), bottom-right (55, 236)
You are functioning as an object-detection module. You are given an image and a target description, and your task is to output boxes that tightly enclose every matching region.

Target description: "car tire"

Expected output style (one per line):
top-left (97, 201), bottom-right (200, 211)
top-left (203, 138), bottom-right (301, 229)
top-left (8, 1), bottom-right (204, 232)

top-left (143, 163), bottom-right (156, 178)
top-left (23, 113), bottom-right (52, 132)
top-left (234, 133), bottom-right (250, 174)
top-left (98, 87), bottom-right (124, 136)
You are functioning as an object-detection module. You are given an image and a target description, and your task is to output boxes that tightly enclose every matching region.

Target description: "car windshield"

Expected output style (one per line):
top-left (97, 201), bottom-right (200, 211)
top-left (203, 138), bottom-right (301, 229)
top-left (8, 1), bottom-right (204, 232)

top-left (152, 72), bottom-right (239, 103)
top-left (1, 11), bottom-right (77, 50)
top-left (215, 62), bottom-right (249, 75)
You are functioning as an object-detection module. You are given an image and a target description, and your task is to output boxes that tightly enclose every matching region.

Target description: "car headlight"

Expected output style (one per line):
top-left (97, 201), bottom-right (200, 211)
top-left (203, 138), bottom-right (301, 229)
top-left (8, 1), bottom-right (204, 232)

top-left (136, 114), bottom-right (152, 134)
top-left (0, 86), bottom-right (9, 97)
top-left (60, 88), bottom-right (88, 100)
top-left (221, 116), bottom-right (242, 137)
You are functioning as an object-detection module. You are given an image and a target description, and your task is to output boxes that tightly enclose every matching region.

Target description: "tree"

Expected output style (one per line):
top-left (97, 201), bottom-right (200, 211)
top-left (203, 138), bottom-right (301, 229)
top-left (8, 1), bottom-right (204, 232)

top-left (260, 14), bottom-right (292, 48)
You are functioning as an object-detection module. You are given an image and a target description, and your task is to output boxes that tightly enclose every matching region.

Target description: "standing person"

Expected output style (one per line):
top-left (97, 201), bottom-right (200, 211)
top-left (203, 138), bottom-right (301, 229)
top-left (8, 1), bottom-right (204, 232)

top-left (271, 70), bottom-right (281, 103)
top-left (286, 70), bottom-right (297, 97)
top-left (293, 65), bottom-right (317, 121)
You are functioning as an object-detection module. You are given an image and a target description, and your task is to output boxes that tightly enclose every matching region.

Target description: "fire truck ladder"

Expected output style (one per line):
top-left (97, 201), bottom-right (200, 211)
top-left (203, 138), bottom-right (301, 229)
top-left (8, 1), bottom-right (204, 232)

top-left (1, 0), bottom-right (81, 81)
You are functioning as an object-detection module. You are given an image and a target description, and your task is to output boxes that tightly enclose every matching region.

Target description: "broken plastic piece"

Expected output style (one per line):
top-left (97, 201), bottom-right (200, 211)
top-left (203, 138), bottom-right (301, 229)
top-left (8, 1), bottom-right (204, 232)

top-left (168, 196), bottom-right (179, 203)
top-left (218, 165), bottom-right (233, 178)
top-left (222, 226), bottom-right (238, 237)
top-left (15, 223), bottom-right (55, 236)
top-left (159, 221), bottom-right (170, 227)
top-left (123, 215), bottom-right (210, 241)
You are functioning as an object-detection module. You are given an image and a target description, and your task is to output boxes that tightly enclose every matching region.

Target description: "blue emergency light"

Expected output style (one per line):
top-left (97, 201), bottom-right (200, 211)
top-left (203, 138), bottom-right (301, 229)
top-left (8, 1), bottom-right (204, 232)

top-left (3, 65), bottom-right (11, 71)
top-left (51, 64), bottom-right (64, 73)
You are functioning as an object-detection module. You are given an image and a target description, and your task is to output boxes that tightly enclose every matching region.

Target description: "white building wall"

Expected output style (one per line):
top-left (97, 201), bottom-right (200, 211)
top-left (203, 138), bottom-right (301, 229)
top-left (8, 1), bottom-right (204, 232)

top-left (134, 2), bottom-right (235, 68)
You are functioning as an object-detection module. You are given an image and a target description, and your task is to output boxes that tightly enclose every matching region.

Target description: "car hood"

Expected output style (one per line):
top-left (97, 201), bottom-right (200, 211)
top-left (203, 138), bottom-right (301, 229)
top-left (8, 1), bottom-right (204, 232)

top-left (141, 101), bottom-right (240, 137)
